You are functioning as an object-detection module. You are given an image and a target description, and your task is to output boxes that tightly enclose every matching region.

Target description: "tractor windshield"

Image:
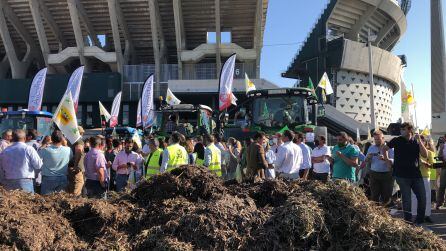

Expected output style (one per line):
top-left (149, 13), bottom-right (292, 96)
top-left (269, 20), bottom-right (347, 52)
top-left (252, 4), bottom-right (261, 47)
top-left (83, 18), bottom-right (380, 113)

top-left (252, 96), bottom-right (306, 128)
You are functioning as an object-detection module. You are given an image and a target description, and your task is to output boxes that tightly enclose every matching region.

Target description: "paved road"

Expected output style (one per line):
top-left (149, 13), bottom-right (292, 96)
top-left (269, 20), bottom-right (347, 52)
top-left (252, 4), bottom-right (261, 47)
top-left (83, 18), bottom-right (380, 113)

top-left (427, 209), bottom-right (446, 239)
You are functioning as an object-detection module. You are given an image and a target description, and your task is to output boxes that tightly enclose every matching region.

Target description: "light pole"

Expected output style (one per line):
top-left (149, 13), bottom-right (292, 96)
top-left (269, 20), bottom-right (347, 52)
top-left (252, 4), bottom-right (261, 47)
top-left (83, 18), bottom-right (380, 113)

top-left (367, 28), bottom-right (378, 130)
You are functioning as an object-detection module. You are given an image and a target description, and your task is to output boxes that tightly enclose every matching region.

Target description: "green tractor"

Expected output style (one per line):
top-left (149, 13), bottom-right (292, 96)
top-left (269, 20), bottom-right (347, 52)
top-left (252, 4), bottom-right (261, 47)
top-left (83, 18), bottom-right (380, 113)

top-left (223, 87), bottom-right (327, 143)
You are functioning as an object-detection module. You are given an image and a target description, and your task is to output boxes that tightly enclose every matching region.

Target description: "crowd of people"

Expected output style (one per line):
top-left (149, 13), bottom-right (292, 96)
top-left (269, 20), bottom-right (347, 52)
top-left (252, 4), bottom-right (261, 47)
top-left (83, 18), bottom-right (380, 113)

top-left (0, 122), bottom-right (445, 225)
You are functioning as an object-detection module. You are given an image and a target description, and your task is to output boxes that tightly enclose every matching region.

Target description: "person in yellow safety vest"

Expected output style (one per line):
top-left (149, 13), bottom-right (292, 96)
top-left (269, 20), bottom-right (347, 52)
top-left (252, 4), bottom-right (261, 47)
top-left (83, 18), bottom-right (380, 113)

top-left (160, 132), bottom-right (188, 173)
top-left (203, 134), bottom-right (222, 177)
top-left (144, 138), bottom-right (163, 178)
top-left (193, 135), bottom-right (205, 166)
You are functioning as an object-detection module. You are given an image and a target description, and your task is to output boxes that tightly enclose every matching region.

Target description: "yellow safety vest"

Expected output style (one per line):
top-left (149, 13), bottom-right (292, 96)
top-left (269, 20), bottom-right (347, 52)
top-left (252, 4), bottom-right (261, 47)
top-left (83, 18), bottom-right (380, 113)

top-left (206, 144), bottom-right (222, 177)
top-left (167, 144), bottom-right (187, 172)
top-left (145, 148), bottom-right (163, 178)
top-left (196, 158), bottom-right (204, 166)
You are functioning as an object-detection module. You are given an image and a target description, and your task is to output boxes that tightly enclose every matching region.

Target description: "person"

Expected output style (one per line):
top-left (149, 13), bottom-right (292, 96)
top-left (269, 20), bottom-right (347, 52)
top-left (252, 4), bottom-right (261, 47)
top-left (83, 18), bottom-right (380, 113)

top-left (382, 122), bottom-right (428, 224)
top-left (26, 129), bottom-right (40, 151)
top-left (240, 138), bottom-right (253, 175)
top-left (227, 137), bottom-right (241, 179)
top-left (40, 135), bottom-right (52, 150)
top-left (329, 132), bottom-right (359, 182)
top-left (295, 132), bottom-right (312, 180)
top-left (203, 134), bottom-right (222, 177)
top-left (67, 140), bottom-right (85, 196)
top-left (271, 133), bottom-right (283, 154)
top-left (246, 131), bottom-right (268, 181)
top-left (160, 132), bottom-right (188, 172)
top-left (264, 139), bottom-right (276, 180)
top-left (274, 130), bottom-right (302, 180)
top-left (105, 139), bottom-right (121, 191)
top-left (411, 136), bottom-right (436, 223)
top-left (38, 130), bottom-right (72, 195)
top-left (141, 135), bottom-right (152, 158)
top-left (165, 114), bottom-right (177, 133)
top-left (185, 138), bottom-right (195, 165)
top-left (365, 130), bottom-right (394, 206)
top-left (310, 135), bottom-right (331, 182)
top-left (214, 134), bottom-right (229, 178)
top-left (112, 138), bottom-right (143, 192)
top-left (0, 129), bottom-right (42, 193)
top-left (0, 129), bottom-right (12, 153)
top-left (84, 136), bottom-right (108, 198)
top-left (193, 136), bottom-right (205, 166)
top-left (145, 138), bottom-right (163, 178)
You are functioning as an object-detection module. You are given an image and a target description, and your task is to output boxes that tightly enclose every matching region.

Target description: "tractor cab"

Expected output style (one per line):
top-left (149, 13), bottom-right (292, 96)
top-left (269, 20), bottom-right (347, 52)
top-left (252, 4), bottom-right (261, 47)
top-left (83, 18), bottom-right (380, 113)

top-left (0, 110), bottom-right (53, 138)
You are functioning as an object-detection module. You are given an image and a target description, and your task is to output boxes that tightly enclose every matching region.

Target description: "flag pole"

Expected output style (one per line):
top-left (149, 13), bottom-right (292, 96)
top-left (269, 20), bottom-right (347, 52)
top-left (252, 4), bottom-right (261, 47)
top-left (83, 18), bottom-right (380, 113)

top-left (411, 83), bottom-right (418, 129)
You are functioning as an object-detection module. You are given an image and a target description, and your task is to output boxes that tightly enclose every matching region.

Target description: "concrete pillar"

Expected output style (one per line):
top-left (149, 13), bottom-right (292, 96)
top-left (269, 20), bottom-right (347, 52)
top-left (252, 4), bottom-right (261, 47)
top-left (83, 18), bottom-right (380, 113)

top-left (29, 0), bottom-right (50, 66)
top-left (215, 0), bottom-right (221, 78)
top-left (173, 0), bottom-right (185, 79)
top-left (254, 0), bottom-right (263, 79)
top-left (67, 0), bottom-right (89, 70)
top-left (149, 0), bottom-right (161, 95)
top-left (107, 0), bottom-right (123, 73)
top-left (0, 6), bottom-right (27, 78)
top-left (0, 55), bottom-right (10, 78)
top-left (431, 0), bottom-right (446, 114)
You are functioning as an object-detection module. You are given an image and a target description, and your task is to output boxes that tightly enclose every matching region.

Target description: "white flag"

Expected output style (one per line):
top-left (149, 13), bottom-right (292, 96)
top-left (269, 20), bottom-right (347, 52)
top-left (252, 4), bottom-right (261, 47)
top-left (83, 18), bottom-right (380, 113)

top-left (245, 73), bottom-right (256, 94)
top-left (65, 66), bottom-right (85, 110)
top-left (132, 131), bottom-right (142, 149)
top-left (141, 74), bottom-right (155, 128)
top-left (317, 72), bottom-right (333, 95)
top-left (109, 92), bottom-right (122, 128)
top-left (231, 93), bottom-right (238, 106)
top-left (166, 88), bottom-right (181, 106)
top-left (219, 54), bottom-right (236, 111)
top-left (28, 68), bottom-right (48, 111)
top-left (98, 101), bottom-right (111, 122)
top-left (52, 92), bottom-right (81, 144)
top-left (136, 99), bottom-right (142, 127)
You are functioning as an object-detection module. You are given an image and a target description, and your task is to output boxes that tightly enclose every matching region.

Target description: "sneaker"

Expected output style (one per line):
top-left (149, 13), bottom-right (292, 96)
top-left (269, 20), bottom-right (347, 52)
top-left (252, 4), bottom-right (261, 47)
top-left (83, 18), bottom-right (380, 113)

top-left (425, 216), bottom-right (434, 223)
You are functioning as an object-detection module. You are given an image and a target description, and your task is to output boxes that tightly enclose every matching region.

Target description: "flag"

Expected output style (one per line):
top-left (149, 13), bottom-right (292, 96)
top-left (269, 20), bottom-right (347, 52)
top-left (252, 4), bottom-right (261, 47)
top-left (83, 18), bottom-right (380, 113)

top-left (132, 131), bottom-right (142, 149)
top-left (141, 74), bottom-right (155, 128)
top-left (109, 92), bottom-right (122, 128)
top-left (356, 128), bottom-right (360, 142)
top-left (421, 126), bottom-right (430, 136)
top-left (52, 92), bottom-right (81, 144)
top-left (28, 68), bottom-right (48, 111)
top-left (166, 88), bottom-right (181, 106)
top-left (98, 101), bottom-right (111, 122)
top-left (245, 73), bottom-right (256, 94)
top-left (64, 66), bottom-right (85, 110)
top-left (136, 99), bottom-right (142, 127)
top-left (307, 77), bottom-right (317, 99)
top-left (317, 72), bottom-right (333, 95)
top-left (219, 54), bottom-right (236, 111)
top-left (277, 125), bottom-right (290, 134)
top-left (406, 90), bottom-right (415, 105)
top-left (230, 93), bottom-right (238, 106)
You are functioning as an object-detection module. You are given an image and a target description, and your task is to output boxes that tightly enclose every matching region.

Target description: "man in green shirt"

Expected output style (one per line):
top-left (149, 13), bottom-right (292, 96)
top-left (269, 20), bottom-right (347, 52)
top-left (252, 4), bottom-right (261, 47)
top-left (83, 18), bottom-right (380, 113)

top-left (330, 132), bottom-right (359, 182)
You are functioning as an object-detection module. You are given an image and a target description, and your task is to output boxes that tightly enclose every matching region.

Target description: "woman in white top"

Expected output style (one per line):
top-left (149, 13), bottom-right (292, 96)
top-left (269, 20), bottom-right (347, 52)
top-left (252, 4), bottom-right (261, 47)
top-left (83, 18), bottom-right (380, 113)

top-left (265, 139), bottom-right (276, 179)
top-left (310, 136), bottom-right (331, 182)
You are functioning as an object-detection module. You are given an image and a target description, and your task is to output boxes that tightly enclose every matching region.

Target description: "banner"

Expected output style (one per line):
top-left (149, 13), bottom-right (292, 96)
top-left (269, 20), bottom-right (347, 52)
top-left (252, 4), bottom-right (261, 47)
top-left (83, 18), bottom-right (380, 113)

top-left (136, 99), bottom-right (142, 127)
top-left (166, 88), bottom-right (181, 106)
top-left (52, 92), bottom-right (81, 144)
top-left (98, 101), bottom-right (111, 123)
top-left (245, 73), bottom-right (256, 94)
top-left (317, 72), bottom-right (333, 95)
top-left (141, 74), bottom-right (155, 128)
top-left (28, 68), bottom-right (48, 111)
top-left (109, 92), bottom-right (122, 128)
top-left (219, 54), bottom-right (237, 111)
top-left (65, 66), bottom-right (85, 110)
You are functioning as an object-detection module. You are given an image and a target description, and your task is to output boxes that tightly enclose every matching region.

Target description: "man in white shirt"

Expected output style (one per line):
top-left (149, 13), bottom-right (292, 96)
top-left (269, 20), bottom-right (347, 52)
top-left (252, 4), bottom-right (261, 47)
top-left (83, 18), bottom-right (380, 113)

top-left (295, 132), bottom-right (312, 180)
top-left (310, 135), bottom-right (331, 182)
top-left (274, 130), bottom-right (302, 180)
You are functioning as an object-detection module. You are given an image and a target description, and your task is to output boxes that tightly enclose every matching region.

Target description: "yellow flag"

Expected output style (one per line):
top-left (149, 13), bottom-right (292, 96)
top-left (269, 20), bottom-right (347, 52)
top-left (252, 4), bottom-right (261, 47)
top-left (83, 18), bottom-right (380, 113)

top-left (166, 88), bottom-right (181, 106)
top-left (52, 92), bottom-right (81, 144)
top-left (421, 126), bottom-right (430, 136)
top-left (317, 72), bottom-right (333, 95)
top-left (406, 90), bottom-right (415, 105)
top-left (245, 73), bottom-right (256, 94)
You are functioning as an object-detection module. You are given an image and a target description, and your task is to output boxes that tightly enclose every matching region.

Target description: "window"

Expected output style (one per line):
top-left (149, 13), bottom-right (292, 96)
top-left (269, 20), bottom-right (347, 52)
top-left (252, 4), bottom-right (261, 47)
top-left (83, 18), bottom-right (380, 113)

top-left (123, 104), bottom-right (129, 126)
top-left (86, 105), bottom-right (93, 126)
top-left (76, 105), bottom-right (83, 125)
top-left (206, 31), bottom-right (231, 44)
top-left (98, 34), bottom-right (106, 47)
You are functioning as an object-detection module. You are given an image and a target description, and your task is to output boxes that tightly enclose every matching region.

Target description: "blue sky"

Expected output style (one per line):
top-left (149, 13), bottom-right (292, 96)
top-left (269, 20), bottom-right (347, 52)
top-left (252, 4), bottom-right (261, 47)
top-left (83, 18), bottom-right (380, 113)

top-left (260, 0), bottom-right (438, 129)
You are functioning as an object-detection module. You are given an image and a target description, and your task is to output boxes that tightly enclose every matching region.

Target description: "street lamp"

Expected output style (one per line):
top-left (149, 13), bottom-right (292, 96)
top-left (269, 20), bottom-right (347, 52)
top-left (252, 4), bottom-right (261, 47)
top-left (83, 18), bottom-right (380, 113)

top-left (367, 28), bottom-right (378, 130)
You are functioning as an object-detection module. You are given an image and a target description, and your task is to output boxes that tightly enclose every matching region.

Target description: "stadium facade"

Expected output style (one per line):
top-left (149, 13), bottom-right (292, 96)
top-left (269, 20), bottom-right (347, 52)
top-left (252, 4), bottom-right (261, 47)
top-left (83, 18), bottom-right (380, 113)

top-left (283, 0), bottom-right (411, 129)
top-left (0, 0), bottom-right (271, 128)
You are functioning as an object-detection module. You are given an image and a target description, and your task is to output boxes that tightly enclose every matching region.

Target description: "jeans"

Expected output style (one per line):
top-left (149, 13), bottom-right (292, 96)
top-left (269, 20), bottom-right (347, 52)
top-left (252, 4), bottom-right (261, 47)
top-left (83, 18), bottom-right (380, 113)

top-left (41, 176), bottom-right (68, 195)
top-left (437, 169), bottom-right (446, 206)
top-left (369, 171), bottom-right (394, 206)
top-left (411, 177), bottom-right (431, 217)
top-left (2, 178), bottom-right (34, 193)
top-left (395, 177), bottom-right (426, 223)
top-left (85, 179), bottom-right (106, 198)
top-left (115, 174), bottom-right (129, 192)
